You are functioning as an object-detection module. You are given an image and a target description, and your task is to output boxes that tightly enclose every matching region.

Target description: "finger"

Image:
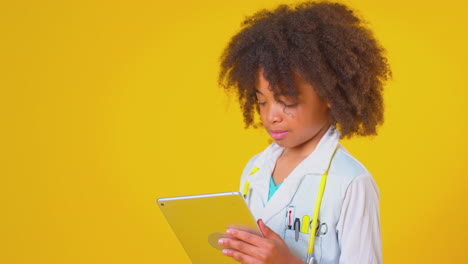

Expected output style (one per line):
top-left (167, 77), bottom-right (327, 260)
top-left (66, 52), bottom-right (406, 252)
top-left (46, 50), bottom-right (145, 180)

top-left (218, 237), bottom-right (258, 257)
top-left (222, 248), bottom-right (261, 264)
top-left (225, 228), bottom-right (265, 247)
top-left (257, 219), bottom-right (282, 241)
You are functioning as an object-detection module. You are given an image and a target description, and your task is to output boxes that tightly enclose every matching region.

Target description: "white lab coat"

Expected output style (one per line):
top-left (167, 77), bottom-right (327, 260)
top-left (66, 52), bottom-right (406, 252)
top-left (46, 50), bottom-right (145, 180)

top-left (239, 126), bottom-right (382, 264)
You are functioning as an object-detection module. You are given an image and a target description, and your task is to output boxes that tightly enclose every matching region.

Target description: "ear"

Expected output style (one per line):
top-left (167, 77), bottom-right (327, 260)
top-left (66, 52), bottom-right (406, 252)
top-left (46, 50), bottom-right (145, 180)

top-left (326, 102), bottom-right (331, 108)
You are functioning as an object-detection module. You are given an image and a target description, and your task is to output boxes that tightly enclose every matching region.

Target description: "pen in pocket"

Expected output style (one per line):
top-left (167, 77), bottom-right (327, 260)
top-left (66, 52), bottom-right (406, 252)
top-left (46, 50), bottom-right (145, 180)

top-left (294, 218), bottom-right (301, 241)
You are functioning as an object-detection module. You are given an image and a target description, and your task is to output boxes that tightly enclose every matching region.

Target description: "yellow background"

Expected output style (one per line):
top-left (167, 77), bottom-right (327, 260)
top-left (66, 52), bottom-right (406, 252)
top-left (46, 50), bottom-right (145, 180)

top-left (1, 0), bottom-right (466, 263)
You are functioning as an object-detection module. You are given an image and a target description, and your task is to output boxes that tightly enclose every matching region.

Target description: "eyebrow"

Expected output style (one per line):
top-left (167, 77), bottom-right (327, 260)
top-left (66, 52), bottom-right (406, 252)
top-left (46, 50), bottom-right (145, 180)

top-left (255, 89), bottom-right (263, 95)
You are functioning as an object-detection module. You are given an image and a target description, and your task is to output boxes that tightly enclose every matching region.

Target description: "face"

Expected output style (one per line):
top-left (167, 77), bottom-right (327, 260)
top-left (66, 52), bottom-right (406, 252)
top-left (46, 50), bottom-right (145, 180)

top-left (255, 69), bottom-right (331, 154)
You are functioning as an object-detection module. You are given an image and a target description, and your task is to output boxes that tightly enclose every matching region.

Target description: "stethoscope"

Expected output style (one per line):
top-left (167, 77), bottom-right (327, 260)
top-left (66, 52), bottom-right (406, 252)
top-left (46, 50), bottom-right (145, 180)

top-left (242, 146), bottom-right (338, 264)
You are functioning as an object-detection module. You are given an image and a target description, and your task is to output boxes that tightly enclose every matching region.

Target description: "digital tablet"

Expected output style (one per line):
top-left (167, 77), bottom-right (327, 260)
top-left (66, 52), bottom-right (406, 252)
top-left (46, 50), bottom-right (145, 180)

top-left (157, 192), bottom-right (261, 264)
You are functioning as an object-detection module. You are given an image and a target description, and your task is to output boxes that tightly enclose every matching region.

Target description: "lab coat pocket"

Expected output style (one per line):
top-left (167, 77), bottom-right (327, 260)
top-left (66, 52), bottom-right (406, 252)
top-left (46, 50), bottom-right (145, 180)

top-left (283, 229), bottom-right (321, 262)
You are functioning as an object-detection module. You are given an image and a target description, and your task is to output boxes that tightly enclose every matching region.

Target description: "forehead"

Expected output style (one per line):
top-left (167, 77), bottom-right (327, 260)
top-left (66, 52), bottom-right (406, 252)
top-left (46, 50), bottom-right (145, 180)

top-left (255, 68), bottom-right (313, 95)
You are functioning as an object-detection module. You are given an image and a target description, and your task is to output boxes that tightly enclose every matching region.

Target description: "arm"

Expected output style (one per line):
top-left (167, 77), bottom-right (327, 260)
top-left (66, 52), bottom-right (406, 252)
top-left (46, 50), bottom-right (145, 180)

top-left (219, 219), bottom-right (306, 264)
top-left (337, 174), bottom-right (382, 264)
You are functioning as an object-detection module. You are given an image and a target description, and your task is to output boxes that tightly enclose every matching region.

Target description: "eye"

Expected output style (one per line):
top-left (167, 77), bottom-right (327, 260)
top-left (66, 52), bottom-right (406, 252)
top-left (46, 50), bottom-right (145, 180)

top-left (255, 96), bottom-right (266, 106)
top-left (279, 100), bottom-right (297, 108)
top-left (283, 103), bottom-right (297, 108)
top-left (278, 96), bottom-right (297, 108)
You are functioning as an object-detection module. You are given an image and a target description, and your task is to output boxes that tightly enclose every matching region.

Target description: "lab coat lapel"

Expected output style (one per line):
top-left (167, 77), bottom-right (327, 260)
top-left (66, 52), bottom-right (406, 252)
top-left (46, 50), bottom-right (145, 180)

top-left (245, 144), bottom-right (283, 219)
top-left (257, 166), bottom-right (306, 222)
top-left (255, 126), bottom-right (341, 223)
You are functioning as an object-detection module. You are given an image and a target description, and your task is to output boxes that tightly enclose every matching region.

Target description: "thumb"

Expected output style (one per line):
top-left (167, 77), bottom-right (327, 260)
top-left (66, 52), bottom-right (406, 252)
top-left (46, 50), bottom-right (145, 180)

top-left (257, 219), bottom-right (282, 241)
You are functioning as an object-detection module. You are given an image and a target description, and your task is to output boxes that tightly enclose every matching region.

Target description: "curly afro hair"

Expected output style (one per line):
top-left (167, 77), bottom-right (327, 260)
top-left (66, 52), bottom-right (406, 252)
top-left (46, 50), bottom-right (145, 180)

top-left (218, 1), bottom-right (391, 138)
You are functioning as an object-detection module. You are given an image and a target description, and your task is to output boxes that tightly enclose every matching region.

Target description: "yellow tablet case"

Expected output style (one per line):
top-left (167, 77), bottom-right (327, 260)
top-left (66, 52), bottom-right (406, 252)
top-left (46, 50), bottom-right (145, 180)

top-left (157, 192), bottom-right (260, 264)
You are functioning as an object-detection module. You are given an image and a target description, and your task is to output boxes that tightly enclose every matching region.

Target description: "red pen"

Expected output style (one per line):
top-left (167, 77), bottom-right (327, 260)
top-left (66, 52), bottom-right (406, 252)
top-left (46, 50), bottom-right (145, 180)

top-left (286, 206), bottom-right (295, 229)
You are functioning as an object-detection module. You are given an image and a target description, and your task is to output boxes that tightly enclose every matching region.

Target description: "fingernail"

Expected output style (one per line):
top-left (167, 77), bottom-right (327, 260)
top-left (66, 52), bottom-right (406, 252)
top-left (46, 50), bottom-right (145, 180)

top-left (222, 249), bottom-right (229, 256)
top-left (226, 229), bottom-right (235, 235)
top-left (218, 238), bottom-right (225, 245)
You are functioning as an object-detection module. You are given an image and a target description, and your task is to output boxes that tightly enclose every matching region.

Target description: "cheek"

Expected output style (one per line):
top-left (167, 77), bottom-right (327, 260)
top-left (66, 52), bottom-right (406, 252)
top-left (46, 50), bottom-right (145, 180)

top-left (283, 107), bottom-right (297, 118)
top-left (289, 106), bottom-right (311, 123)
top-left (258, 108), bottom-right (266, 122)
top-left (294, 107), bottom-right (328, 130)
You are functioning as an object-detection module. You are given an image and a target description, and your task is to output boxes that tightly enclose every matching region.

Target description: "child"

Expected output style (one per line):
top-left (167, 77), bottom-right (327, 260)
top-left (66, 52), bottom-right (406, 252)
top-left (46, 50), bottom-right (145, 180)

top-left (217, 1), bottom-right (391, 264)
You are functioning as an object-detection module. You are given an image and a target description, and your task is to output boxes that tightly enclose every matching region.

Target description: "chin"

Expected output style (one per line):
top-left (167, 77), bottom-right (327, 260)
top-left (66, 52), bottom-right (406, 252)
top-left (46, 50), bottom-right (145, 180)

top-left (273, 140), bottom-right (293, 148)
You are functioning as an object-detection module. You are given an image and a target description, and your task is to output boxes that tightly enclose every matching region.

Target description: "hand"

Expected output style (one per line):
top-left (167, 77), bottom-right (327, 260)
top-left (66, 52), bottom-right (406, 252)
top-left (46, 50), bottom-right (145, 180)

top-left (218, 219), bottom-right (306, 264)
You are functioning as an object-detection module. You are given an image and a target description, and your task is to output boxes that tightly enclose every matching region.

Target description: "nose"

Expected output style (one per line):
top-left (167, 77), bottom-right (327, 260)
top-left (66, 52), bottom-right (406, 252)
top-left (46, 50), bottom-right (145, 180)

top-left (263, 101), bottom-right (284, 124)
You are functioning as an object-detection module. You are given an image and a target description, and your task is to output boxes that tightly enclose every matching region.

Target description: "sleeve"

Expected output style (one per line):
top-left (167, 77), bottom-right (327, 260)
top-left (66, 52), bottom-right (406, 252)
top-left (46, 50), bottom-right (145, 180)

top-left (336, 173), bottom-right (382, 264)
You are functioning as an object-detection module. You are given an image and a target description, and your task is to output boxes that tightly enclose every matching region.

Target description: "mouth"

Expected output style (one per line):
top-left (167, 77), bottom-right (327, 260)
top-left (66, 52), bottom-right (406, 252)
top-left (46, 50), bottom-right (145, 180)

top-left (268, 130), bottom-right (289, 140)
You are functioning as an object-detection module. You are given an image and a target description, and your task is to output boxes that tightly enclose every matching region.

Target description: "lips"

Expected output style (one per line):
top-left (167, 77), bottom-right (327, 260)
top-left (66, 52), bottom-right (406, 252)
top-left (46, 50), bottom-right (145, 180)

top-left (268, 130), bottom-right (289, 140)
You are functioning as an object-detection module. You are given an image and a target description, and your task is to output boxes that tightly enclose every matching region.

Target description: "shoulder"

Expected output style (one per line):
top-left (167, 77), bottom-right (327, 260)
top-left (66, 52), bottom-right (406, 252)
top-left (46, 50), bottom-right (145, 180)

top-left (240, 143), bottom-right (279, 176)
top-left (238, 144), bottom-right (270, 187)
top-left (328, 144), bottom-right (379, 199)
top-left (240, 152), bottom-right (261, 177)
top-left (331, 145), bottom-right (369, 179)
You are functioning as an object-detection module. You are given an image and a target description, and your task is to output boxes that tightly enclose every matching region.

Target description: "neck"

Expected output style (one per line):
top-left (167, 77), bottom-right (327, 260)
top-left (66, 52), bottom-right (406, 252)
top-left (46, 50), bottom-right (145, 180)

top-left (283, 122), bottom-right (331, 158)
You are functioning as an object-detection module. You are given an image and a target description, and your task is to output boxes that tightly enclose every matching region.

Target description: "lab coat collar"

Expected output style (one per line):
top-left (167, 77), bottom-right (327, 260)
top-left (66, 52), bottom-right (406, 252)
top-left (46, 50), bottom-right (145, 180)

top-left (298, 125), bottom-right (341, 176)
top-left (246, 125), bottom-right (341, 222)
